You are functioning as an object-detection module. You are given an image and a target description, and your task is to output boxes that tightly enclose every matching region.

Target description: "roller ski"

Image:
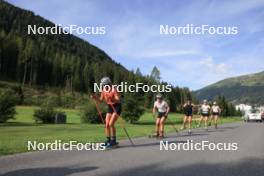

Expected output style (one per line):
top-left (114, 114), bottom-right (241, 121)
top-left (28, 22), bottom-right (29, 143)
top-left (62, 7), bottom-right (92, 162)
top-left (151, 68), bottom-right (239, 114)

top-left (188, 129), bottom-right (192, 135)
top-left (148, 133), bottom-right (165, 139)
top-left (105, 141), bottom-right (119, 150)
top-left (148, 133), bottom-right (159, 138)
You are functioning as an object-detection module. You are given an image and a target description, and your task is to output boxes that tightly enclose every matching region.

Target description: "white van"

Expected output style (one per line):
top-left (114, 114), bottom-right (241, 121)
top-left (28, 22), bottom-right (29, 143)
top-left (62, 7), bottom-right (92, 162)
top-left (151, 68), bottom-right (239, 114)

top-left (243, 110), bottom-right (262, 122)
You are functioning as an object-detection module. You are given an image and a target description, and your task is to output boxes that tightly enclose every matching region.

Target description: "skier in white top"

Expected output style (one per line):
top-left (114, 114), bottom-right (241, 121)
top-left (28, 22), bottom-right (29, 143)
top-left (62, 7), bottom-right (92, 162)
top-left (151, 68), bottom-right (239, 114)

top-left (153, 93), bottom-right (170, 138)
top-left (210, 101), bottom-right (221, 129)
top-left (197, 99), bottom-right (211, 131)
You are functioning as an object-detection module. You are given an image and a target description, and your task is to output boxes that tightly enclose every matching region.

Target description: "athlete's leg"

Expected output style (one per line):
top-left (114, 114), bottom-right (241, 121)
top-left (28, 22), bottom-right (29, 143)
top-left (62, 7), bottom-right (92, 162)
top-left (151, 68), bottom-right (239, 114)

top-left (214, 115), bottom-right (218, 129)
top-left (105, 113), bottom-right (112, 144)
top-left (197, 116), bottom-right (204, 127)
top-left (156, 118), bottom-right (161, 136)
top-left (204, 116), bottom-right (208, 129)
top-left (187, 116), bottom-right (192, 133)
top-left (209, 115), bottom-right (213, 126)
top-left (159, 116), bottom-right (167, 137)
top-left (109, 112), bottom-right (119, 144)
top-left (188, 116), bottom-right (192, 129)
top-left (181, 116), bottom-right (188, 129)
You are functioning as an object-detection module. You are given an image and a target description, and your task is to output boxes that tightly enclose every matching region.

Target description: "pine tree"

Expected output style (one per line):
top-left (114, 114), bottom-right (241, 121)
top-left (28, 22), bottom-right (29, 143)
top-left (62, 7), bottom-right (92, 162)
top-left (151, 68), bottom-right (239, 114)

top-left (150, 66), bottom-right (161, 82)
top-left (135, 67), bottom-right (142, 76)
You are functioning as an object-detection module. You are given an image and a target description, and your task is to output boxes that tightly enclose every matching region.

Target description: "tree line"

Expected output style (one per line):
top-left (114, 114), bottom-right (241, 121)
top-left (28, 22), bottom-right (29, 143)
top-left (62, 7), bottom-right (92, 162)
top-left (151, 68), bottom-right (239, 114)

top-left (0, 0), bottom-right (195, 114)
top-left (214, 96), bottom-right (242, 117)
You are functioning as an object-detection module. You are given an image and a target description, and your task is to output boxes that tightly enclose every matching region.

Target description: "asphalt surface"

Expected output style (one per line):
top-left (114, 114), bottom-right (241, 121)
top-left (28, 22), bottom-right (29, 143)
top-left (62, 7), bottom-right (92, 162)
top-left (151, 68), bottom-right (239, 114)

top-left (0, 121), bottom-right (264, 176)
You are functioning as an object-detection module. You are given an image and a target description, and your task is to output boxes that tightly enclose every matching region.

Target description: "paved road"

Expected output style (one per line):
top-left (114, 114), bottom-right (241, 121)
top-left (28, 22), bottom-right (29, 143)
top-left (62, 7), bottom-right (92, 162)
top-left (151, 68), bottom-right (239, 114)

top-left (0, 122), bottom-right (264, 176)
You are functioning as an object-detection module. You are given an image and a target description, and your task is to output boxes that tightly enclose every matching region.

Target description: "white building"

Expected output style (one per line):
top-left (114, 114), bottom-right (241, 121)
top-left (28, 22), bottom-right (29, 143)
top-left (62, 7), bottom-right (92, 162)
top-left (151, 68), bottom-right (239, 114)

top-left (258, 106), bottom-right (264, 112)
top-left (235, 104), bottom-right (252, 113)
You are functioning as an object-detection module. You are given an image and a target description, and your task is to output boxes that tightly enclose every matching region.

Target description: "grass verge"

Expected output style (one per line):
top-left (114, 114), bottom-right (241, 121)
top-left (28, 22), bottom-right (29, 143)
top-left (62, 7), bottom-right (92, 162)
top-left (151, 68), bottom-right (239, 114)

top-left (0, 106), bottom-right (241, 156)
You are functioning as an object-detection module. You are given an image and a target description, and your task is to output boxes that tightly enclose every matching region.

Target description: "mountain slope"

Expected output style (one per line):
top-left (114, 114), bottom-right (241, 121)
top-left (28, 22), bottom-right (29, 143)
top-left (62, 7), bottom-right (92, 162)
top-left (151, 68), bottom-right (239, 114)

top-left (0, 0), bottom-right (128, 91)
top-left (0, 0), bottom-right (196, 112)
top-left (195, 71), bottom-right (264, 105)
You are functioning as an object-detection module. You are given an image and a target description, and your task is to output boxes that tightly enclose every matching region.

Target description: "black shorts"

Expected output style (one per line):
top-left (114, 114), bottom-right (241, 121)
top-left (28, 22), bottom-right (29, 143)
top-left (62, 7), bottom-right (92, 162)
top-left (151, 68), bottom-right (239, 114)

top-left (212, 112), bottom-right (220, 116)
top-left (157, 112), bottom-right (167, 118)
top-left (201, 113), bottom-right (210, 117)
top-left (107, 103), bottom-right (122, 115)
top-left (184, 112), bottom-right (193, 117)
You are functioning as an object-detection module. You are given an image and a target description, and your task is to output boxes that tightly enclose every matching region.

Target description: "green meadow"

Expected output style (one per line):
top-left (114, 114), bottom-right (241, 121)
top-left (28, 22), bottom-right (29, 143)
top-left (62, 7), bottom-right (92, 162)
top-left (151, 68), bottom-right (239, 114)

top-left (0, 106), bottom-right (241, 156)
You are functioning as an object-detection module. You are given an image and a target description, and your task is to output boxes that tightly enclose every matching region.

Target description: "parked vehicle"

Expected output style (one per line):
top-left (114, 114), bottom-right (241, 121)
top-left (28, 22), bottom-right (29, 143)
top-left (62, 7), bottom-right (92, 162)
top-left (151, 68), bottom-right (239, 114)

top-left (243, 110), bottom-right (262, 122)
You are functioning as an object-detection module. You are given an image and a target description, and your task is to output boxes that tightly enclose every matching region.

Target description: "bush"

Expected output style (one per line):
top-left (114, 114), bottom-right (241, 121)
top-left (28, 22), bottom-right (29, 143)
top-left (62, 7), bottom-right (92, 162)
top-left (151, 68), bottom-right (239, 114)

top-left (0, 89), bottom-right (16, 123)
top-left (122, 94), bottom-right (145, 124)
top-left (9, 85), bottom-right (24, 105)
top-left (59, 96), bottom-right (76, 108)
top-left (80, 102), bottom-right (106, 124)
top-left (33, 101), bottom-right (65, 123)
top-left (54, 112), bottom-right (67, 124)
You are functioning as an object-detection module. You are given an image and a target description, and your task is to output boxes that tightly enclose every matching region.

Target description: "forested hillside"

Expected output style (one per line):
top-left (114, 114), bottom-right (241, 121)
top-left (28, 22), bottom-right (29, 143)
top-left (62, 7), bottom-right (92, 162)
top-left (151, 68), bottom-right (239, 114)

top-left (0, 0), bottom-right (129, 92)
top-left (0, 0), bottom-right (195, 111)
top-left (195, 71), bottom-right (264, 105)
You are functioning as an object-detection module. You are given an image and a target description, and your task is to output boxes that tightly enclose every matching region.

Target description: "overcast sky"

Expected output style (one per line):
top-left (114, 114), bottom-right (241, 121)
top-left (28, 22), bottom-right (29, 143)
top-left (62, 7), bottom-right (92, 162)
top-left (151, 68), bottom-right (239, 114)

top-left (8, 0), bottom-right (264, 90)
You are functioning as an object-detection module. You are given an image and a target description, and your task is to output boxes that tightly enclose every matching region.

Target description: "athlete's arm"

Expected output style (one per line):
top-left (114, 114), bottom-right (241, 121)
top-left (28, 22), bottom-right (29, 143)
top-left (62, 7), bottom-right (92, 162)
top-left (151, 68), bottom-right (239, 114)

top-left (198, 105), bottom-right (202, 114)
top-left (153, 103), bottom-right (157, 116)
top-left (113, 90), bottom-right (120, 102)
top-left (99, 93), bottom-right (104, 102)
top-left (107, 88), bottom-right (120, 103)
top-left (192, 104), bottom-right (198, 108)
top-left (166, 105), bottom-right (170, 115)
top-left (152, 107), bottom-right (157, 116)
top-left (191, 104), bottom-right (195, 111)
top-left (90, 93), bottom-right (103, 102)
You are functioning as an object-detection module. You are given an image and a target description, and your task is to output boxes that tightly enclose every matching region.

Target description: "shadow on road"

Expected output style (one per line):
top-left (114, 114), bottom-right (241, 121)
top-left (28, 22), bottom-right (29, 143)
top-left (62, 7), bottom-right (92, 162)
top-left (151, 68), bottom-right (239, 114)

top-left (119, 133), bottom-right (209, 148)
top-left (219, 126), bottom-right (240, 130)
top-left (134, 121), bottom-right (182, 126)
top-left (122, 140), bottom-right (188, 148)
top-left (175, 133), bottom-right (209, 137)
top-left (107, 157), bottom-right (264, 176)
top-left (2, 166), bottom-right (98, 176)
top-left (205, 125), bottom-right (240, 132)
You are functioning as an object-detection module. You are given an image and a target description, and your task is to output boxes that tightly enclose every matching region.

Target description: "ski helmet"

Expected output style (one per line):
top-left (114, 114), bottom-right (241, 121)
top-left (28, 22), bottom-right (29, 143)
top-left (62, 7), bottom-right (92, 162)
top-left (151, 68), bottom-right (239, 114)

top-left (100, 77), bottom-right (112, 86)
top-left (156, 93), bottom-right (162, 99)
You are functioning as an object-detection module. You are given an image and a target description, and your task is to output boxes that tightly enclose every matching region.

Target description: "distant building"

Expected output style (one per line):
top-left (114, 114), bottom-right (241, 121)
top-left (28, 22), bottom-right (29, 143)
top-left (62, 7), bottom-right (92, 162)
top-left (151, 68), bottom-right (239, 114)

top-left (258, 106), bottom-right (264, 112)
top-left (235, 104), bottom-right (252, 113)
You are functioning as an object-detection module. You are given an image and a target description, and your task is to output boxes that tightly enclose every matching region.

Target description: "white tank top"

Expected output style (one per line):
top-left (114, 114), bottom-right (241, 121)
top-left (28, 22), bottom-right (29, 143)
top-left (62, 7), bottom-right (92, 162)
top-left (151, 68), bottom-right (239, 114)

top-left (154, 101), bottom-right (168, 113)
top-left (212, 105), bottom-right (220, 113)
top-left (201, 105), bottom-right (210, 113)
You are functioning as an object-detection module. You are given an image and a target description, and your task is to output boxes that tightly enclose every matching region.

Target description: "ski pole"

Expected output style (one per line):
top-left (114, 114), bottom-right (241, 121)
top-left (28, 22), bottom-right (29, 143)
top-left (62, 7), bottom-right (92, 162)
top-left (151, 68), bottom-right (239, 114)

top-left (149, 113), bottom-right (158, 137)
top-left (90, 96), bottom-right (105, 124)
top-left (109, 104), bottom-right (135, 146)
top-left (166, 116), bottom-right (179, 133)
top-left (154, 113), bottom-right (179, 134)
top-left (194, 116), bottom-right (198, 127)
